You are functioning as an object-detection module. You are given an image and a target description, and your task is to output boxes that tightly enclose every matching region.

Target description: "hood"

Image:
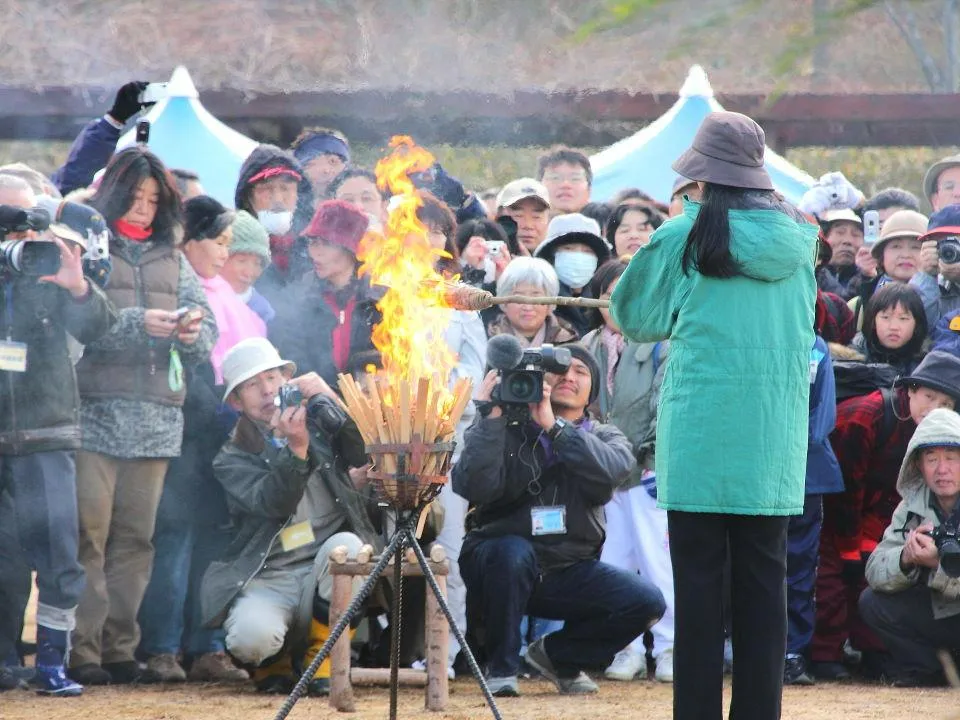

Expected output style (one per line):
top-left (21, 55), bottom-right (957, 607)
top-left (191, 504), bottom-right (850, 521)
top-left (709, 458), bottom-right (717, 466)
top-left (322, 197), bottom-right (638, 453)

top-left (683, 199), bottom-right (818, 283)
top-left (897, 408), bottom-right (960, 495)
top-left (235, 144), bottom-right (315, 235)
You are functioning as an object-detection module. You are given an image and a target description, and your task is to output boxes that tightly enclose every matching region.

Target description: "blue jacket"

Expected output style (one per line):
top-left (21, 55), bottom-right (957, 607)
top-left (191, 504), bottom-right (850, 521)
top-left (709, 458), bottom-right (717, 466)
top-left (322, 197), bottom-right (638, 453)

top-left (50, 117), bottom-right (120, 195)
top-left (931, 309), bottom-right (960, 358)
top-left (807, 336), bottom-right (844, 495)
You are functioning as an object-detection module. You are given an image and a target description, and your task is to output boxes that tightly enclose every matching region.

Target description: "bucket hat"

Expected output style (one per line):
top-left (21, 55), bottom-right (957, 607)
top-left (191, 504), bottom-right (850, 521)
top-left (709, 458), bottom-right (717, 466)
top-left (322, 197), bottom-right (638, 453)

top-left (222, 337), bottom-right (296, 401)
top-left (896, 350), bottom-right (960, 404)
top-left (533, 213), bottom-right (611, 265)
top-left (870, 209), bottom-right (928, 261)
top-left (672, 111), bottom-right (774, 191)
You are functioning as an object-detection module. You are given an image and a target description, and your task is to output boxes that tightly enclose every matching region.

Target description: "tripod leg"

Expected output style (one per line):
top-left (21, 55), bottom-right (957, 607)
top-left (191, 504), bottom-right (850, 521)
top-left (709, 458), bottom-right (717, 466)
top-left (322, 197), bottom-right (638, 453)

top-left (273, 529), bottom-right (405, 720)
top-left (405, 529), bottom-right (503, 720)
top-left (389, 532), bottom-right (407, 720)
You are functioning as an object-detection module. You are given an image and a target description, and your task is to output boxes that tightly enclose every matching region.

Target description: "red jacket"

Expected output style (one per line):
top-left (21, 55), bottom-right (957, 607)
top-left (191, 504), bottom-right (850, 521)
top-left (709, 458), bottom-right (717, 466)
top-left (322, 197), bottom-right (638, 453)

top-left (825, 387), bottom-right (916, 558)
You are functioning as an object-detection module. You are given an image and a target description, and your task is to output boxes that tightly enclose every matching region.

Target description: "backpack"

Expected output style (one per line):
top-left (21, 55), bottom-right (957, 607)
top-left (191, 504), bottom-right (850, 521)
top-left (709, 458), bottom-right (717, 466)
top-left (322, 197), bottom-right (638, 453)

top-left (836, 386), bottom-right (897, 451)
top-left (832, 361), bottom-right (898, 404)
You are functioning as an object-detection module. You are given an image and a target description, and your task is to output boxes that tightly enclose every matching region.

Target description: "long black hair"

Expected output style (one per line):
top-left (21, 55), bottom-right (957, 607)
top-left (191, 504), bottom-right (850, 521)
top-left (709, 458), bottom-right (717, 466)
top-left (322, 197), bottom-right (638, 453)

top-left (585, 259), bottom-right (628, 331)
top-left (681, 183), bottom-right (743, 278)
top-left (861, 282), bottom-right (927, 363)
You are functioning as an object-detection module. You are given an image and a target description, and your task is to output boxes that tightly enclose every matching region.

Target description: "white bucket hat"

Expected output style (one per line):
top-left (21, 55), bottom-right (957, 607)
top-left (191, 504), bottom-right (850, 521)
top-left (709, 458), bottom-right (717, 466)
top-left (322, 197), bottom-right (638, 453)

top-left (221, 337), bottom-right (296, 401)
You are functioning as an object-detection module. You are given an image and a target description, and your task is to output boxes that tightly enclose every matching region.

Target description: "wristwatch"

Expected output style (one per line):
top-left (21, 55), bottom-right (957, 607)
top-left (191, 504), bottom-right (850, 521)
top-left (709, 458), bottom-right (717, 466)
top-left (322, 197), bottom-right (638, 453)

top-left (548, 417), bottom-right (569, 442)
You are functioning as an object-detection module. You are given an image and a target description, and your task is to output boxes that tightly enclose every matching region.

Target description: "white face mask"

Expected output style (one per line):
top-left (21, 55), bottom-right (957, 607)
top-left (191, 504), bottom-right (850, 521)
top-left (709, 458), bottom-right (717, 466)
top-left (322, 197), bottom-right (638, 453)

top-left (554, 250), bottom-right (598, 289)
top-left (258, 210), bottom-right (293, 236)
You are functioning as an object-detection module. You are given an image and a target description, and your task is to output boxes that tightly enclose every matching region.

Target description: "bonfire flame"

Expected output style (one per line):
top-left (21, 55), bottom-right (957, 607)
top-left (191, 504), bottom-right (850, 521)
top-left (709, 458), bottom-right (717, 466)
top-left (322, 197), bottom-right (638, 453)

top-left (357, 136), bottom-right (457, 410)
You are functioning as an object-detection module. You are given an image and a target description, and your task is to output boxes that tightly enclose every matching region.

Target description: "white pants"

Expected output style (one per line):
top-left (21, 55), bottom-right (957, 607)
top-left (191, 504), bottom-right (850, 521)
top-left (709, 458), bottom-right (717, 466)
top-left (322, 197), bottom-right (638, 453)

top-left (224, 532), bottom-right (363, 666)
top-left (435, 482), bottom-right (469, 667)
top-left (600, 485), bottom-right (675, 658)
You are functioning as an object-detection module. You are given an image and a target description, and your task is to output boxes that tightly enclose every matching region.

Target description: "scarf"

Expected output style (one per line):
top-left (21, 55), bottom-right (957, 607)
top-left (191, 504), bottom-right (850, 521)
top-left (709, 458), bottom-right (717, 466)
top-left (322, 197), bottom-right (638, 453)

top-left (114, 219), bottom-right (153, 241)
top-left (270, 233), bottom-right (297, 273)
top-left (600, 326), bottom-right (626, 395)
top-left (200, 274), bottom-right (267, 383)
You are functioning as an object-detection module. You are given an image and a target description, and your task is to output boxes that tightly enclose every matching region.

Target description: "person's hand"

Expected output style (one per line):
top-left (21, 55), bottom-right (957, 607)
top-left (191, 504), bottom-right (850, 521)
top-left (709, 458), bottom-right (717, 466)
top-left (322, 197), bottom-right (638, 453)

top-left (38, 237), bottom-right (89, 298)
top-left (412, 162), bottom-right (467, 209)
top-left (349, 464), bottom-right (371, 489)
top-left (529, 381), bottom-right (556, 432)
top-left (108, 81), bottom-right (149, 124)
top-left (855, 246), bottom-right (877, 278)
top-left (144, 308), bottom-right (179, 338)
top-left (901, 524), bottom-right (941, 571)
top-left (291, 372), bottom-right (337, 400)
top-left (177, 309), bottom-right (204, 345)
top-left (462, 237), bottom-right (487, 269)
top-left (492, 246), bottom-right (512, 278)
top-left (273, 405), bottom-right (309, 459)
top-left (476, 370), bottom-right (502, 418)
top-left (920, 239), bottom-right (940, 275)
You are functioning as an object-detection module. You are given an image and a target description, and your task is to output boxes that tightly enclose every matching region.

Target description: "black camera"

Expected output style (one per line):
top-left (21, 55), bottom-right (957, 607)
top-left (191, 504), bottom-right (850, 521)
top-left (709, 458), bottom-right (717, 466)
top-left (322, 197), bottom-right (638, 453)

top-left (0, 205), bottom-right (60, 276)
top-left (487, 335), bottom-right (572, 405)
top-left (923, 523), bottom-right (960, 578)
top-left (939, 236), bottom-right (960, 265)
top-left (305, 394), bottom-right (348, 436)
top-left (275, 384), bottom-right (304, 412)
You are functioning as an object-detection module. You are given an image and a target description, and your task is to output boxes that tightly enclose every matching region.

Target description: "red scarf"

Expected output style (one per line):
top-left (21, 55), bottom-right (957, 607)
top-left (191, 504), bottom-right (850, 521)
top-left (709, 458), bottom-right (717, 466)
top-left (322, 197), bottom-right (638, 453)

top-left (323, 293), bottom-right (357, 371)
top-left (114, 219), bottom-right (153, 241)
top-left (270, 233), bottom-right (296, 273)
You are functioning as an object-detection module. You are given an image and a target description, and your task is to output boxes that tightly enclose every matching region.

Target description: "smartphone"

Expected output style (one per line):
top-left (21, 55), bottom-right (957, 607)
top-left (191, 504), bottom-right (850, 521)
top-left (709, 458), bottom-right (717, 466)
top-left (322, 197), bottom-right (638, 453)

top-left (138, 82), bottom-right (168, 105)
top-left (863, 210), bottom-right (880, 245)
top-left (174, 307), bottom-right (202, 325)
top-left (135, 119), bottom-right (150, 145)
top-left (485, 240), bottom-right (505, 258)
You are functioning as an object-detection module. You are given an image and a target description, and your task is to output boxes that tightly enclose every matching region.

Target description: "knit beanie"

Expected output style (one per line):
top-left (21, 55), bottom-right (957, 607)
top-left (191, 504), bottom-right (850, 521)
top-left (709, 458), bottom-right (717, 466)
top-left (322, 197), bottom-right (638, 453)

top-left (184, 195), bottom-right (234, 242)
top-left (560, 342), bottom-right (601, 407)
top-left (303, 199), bottom-right (370, 256)
top-left (230, 210), bottom-right (271, 265)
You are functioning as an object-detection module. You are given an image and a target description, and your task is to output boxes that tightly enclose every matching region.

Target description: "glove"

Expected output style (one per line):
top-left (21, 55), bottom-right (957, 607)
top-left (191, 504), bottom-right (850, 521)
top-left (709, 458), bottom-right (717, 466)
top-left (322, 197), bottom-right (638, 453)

top-left (413, 163), bottom-right (467, 210)
top-left (108, 81), bottom-right (149, 124)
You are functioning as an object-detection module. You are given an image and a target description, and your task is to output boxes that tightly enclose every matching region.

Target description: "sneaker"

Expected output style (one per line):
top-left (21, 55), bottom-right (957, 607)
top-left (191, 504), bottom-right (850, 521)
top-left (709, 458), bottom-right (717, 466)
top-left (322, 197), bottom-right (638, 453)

top-left (141, 654), bottom-right (186, 683)
top-left (783, 655), bottom-right (815, 686)
top-left (0, 666), bottom-right (25, 691)
top-left (411, 658), bottom-right (455, 680)
top-left (103, 660), bottom-right (142, 685)
top-left (485, 675), bottom-right (520, 697)
top-left (33, 665), bottom-right (83, 697)
top-left (255, 673), bottom-right (295, 694)
top-left (69, 664), bottom-right (111, 686)
top-left (654, 648), bottom-right (674, 683)
top-left (188, 652), bottom-right (249, 683)
top-left (525, 638), bottom-right (598, 695)
top-left (307, 677), bottom-right (330, 696)
top-left (808, 661), bottom-right (851, 681)
top-left (604, 648), bottom-right (646, 681)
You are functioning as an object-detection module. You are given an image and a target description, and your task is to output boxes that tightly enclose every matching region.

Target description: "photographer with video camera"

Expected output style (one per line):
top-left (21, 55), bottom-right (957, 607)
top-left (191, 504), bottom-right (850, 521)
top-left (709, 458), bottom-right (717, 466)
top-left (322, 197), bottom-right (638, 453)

top-left (860, 408), bottom-right (960, 687)
top-left (201, 338), bottom-right (379, 697)
top-left (0, 173), bottom-right (116, 696)
top-left (453, 339), bottom-right (666, 698)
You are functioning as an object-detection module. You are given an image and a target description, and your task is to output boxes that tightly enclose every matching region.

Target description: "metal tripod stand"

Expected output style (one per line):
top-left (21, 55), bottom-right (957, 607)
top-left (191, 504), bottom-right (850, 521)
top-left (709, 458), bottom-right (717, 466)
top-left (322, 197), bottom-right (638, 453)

top-left (272, 504), bottom-right (502, 720)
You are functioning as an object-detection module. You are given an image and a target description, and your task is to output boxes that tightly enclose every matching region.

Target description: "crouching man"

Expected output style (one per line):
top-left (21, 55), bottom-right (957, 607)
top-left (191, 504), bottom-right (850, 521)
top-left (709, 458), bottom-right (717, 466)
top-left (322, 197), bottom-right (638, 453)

top-left (201, 338), bottom-right (379, 696)
top-left (860, 408), bottom-right (960, 687)
top-left (453, 343), bottom-right (666, 697)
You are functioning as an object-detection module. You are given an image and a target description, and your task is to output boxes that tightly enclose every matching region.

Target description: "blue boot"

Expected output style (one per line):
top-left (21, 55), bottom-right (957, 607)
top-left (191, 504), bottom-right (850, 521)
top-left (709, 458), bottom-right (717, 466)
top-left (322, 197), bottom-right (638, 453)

top-left (33, 626), bottom-right (82, 697)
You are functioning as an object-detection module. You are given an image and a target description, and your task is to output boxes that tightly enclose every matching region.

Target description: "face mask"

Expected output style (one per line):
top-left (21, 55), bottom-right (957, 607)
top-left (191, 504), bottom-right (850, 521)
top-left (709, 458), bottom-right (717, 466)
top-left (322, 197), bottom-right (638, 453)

top-left (258, 210), bottom-right (293, 236)
top-left (554, 251), bottom-right (598, 289)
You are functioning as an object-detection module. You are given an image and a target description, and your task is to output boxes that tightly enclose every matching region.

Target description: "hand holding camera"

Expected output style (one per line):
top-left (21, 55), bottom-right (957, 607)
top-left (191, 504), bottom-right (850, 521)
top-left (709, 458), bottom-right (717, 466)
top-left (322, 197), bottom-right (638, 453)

top-left (38, 236), bottom-right (89, 299)
top-left (176, 307), bottom-right (204, 345)
top-left (273, 403), bottom-right (310, 460)
top-left (921, 239), bottom-right (940, 275)
top-left (901, 523), bottom-right (940, 571)
top-left (528, 380), bottom-right (556, 432)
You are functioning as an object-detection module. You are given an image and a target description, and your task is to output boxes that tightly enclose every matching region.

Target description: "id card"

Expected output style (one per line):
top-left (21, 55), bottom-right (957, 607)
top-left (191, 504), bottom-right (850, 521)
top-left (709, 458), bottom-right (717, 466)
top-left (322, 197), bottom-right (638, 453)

top-left (0, 340), bottom-right (27, 373)
top-left (531, 505), bottom-right (567, 536)
top-left (809, 348), bottom-right (824, 384)
top-left (280, 521), bottom-right (316, 552)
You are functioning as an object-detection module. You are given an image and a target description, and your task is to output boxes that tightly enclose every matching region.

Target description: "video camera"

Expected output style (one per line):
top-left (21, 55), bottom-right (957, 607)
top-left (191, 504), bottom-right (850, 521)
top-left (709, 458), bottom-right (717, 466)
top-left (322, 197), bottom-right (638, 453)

top-left (486, 334), bottom-right (572, 405)
top-left (0, 205), bottom-right (60, 276)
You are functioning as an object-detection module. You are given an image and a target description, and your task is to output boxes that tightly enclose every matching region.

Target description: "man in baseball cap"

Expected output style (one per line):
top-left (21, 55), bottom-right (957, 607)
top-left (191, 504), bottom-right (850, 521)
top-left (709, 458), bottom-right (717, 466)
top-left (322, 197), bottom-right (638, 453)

top-left (496, 178), bottom-right (551, 255)
top-left (912, 205), bottom-right (960, 330)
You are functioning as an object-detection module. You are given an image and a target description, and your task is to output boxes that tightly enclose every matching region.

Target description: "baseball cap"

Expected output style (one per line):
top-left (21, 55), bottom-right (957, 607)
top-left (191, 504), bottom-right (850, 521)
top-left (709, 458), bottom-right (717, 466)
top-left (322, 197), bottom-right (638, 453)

top-left (496, 178), bottom-right (550, 210)
top-left (920, 204), bottom-right (960, 241)
top-left (821, 208), bottom-right (862, 226)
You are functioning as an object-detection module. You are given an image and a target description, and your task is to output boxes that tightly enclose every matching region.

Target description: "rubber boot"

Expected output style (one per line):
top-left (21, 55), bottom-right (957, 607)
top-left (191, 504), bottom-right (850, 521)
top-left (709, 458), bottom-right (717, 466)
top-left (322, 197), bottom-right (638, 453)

top-left (34, 626), bottom-right (83, 697)
top-left (253, 654), bottom-right (295, 695)
top-left (302, 620), bottom-right (355, 697)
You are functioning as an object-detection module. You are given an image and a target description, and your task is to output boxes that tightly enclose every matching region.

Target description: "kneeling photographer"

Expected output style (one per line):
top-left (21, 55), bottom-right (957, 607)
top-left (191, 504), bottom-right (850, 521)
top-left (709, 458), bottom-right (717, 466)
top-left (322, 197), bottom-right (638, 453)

top-left (860, 408), bottom-right (960, 687)
top-left (453, 339), bottom-right (665, 697)
top-left (0, 174), bottom-right (115, 695)
top-left (201, 338), bottom-right (379, 697)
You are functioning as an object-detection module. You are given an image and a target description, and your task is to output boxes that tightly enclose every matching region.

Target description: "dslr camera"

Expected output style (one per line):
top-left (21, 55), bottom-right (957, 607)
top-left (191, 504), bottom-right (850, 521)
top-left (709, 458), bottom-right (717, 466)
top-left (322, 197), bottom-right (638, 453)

top-left (939, 236), bottom-right (960, 266)
top-left (923, 523), bottom-right (960, 578)
top-left (487, 335), bottom-right (572, 405)
top-left (275, 384), bottom-right (348, 437)
top-left (0, 205), bottom-right (60, 277)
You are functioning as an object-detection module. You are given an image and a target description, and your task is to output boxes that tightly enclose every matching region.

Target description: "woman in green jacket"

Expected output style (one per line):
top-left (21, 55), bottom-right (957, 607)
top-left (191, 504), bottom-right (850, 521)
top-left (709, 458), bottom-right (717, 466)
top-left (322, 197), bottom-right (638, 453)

top-left (610, 111), bottom-right (818, 720)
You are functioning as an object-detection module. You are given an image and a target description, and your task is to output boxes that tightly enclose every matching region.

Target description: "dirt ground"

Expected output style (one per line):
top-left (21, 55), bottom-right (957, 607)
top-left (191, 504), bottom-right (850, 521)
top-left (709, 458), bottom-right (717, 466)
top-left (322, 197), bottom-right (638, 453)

top-left (0, 678), bottom-right (956, 720)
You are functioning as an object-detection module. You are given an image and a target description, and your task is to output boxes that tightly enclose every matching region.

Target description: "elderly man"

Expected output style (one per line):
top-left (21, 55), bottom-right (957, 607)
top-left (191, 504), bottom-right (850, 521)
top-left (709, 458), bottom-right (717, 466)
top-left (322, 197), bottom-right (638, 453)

top-left (911, 206), bottom-right (960, 331)
top-left (495, 178), bottom-right (551, 255)
top-left (923, 154), bottom-right (960, 213)
top-left (860, 408), bottom-right (960, 687)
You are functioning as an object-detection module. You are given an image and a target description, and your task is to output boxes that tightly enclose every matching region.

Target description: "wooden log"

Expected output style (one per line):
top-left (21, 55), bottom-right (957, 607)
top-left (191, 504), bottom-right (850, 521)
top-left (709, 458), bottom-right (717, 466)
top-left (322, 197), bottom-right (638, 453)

top-left (329, 545), bottom-right (349, 565)
top-left (399, 378), bottom-right (412, 444)
top-left (405, 547), bottom-right (418, 565)
top-left (349, 668), bottom-right (427, 687)
top-left (356, 544), bottom-right (375, 564)
top-left (330, 560), bottom-right (448, 577)
top-left (329, 574), bottom-right (355, 712)
top-left (429, 544), bottom-right (446, 563)
top-left (425, 573), bottom-right (449, 711)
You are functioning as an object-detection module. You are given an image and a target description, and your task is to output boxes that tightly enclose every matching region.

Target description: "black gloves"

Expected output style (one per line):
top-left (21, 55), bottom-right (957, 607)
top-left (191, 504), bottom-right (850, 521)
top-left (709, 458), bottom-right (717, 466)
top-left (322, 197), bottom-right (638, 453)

top-left (412, 163), bottom-right (467, 209)
top-left (108, 81), bottom-right (149, 124)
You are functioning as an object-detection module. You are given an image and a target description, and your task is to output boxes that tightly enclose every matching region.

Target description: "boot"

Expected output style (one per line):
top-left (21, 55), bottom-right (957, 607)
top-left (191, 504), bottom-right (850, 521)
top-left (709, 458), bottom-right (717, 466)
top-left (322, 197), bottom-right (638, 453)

top-left (301, 620), bottom-right (355, 697)
top-left (33, 626), bottom-right (83, 697)
top-left (253, 654), bottom-right (295, 694)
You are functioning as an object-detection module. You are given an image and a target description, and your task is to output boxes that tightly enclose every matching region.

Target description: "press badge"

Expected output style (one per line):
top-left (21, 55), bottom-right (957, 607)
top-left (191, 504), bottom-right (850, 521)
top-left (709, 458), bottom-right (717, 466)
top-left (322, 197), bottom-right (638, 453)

top-left (531, 506), bottom-right (567, 536)
top-left (280, 521), bottom-right (315, 552)
top-left (0, 340), bottom-right (27, 373)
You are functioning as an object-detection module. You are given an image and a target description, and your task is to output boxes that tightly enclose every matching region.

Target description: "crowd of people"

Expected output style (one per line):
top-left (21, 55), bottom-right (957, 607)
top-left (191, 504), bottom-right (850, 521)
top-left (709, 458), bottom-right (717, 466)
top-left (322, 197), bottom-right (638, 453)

top-left (0, 82), bottom-right (959, 718)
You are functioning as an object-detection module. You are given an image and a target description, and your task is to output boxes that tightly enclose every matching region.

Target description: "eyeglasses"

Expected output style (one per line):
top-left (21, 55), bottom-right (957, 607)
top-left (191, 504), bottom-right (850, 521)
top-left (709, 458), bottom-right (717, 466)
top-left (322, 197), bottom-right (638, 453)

top-left (543, 172), bottom-right (588, 185)
top-left (938, 181), bottom-right (959, 193)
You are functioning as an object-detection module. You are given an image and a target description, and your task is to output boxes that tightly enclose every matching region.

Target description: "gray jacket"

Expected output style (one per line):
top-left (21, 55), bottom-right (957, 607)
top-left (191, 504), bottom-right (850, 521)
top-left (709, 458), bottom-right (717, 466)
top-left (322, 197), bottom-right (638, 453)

top-left (865, 408), bottom-right (960, 619)
top-left (910, 270), bottom-right (960, 334)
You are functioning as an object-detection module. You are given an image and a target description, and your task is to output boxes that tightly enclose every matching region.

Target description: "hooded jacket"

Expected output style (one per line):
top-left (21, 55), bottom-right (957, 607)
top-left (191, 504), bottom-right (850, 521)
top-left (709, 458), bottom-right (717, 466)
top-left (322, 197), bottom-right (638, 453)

top-left (610, 198), bottom-right (818, 515)
top-left (235, 145), bottom-right (315, 304)
top-left (865, 408), bottom-right (960, 619)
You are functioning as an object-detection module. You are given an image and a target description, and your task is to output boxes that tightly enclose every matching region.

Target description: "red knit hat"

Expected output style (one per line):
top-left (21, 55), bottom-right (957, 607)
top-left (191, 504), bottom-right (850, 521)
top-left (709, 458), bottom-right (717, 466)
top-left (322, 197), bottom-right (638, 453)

top-left (303, 199), bottom-right (369, 255)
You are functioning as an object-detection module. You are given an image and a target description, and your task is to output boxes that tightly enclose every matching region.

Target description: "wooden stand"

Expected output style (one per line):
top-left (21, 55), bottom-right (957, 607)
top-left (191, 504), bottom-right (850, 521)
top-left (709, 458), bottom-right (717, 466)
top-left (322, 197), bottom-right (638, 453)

top-left (329, 544), bottom-right (450, 713)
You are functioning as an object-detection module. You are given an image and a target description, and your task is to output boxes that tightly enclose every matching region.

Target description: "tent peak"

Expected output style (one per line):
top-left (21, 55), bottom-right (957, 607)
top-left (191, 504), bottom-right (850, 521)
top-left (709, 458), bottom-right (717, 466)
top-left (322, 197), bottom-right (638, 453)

top-left (678, 65), bottom-right (713, 99)
top-left (167, 66), bottom-right (199, 99)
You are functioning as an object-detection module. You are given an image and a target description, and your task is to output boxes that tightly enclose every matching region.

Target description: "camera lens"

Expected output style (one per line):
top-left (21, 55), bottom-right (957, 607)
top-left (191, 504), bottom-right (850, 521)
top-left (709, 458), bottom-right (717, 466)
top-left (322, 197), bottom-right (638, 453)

top-left (506, 371), bottom-right (539, 403)
top-left (938, 538), bottom-right (960, 578)
top-left (940, 239), bottom-right (960, 265)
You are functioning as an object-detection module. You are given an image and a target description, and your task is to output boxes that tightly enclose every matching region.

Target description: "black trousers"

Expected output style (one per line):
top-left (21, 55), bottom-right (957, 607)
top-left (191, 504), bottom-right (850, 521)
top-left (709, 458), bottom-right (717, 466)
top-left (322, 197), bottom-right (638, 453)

top-left (859, 585), bottom-right (960, 679)
top-left (669, 511), bottom-right (789, 720)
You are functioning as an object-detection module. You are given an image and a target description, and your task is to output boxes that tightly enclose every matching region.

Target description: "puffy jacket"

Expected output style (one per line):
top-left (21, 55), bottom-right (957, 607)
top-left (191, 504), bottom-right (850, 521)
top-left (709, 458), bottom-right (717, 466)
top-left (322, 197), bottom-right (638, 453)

top-left (866, 408), bottom-right (960, 620)
top-left (453, 415), bottom-right (635, 573)
top-left (0, 276), bottom-right (115, 454)
top-left (911, 270), bottom-right (960, 335)
top-left (50, 117), bottom-right (120, 195)
top-left (610, 198), bottom-right (817, 515)
top-left (807, 336), bottom-right (843, 495)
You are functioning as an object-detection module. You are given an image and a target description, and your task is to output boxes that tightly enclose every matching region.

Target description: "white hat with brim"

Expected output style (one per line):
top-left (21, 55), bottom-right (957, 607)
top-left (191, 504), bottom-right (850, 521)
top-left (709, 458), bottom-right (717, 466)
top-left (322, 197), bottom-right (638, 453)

top-left (821, 208), bottom-right (862, 226)
top-left (221, 337), bottom-right (297, 402)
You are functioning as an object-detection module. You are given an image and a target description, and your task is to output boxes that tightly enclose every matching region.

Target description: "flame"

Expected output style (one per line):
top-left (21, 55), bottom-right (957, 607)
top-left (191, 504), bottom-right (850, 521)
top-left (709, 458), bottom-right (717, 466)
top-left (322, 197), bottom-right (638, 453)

top-left (358, 136), bottom-right (457, 409)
